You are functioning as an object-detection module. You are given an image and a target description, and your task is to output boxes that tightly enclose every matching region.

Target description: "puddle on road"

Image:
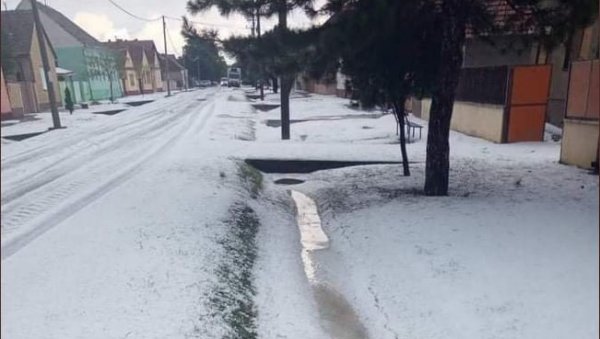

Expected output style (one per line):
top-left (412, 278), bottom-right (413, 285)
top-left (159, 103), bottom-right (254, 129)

top-left (290, 190), bottom-right (369, 339)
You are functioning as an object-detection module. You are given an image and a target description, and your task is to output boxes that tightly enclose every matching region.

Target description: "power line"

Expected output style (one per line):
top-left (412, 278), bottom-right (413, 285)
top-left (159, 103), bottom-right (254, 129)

top-left (105, 1), bottom-right (246, 29)
top-left (164, 15), bottom-right (246, 29)
top-left (106, 0), bottom-right (161, 22)
top-left (165, 22), bottom-right (181, 57)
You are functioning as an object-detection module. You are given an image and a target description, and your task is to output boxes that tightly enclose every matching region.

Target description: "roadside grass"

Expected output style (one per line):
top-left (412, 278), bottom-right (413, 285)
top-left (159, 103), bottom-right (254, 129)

top-left (208, 202), bottom-right (260, 339)
top-left (238, 163), bottom-right (263, 199)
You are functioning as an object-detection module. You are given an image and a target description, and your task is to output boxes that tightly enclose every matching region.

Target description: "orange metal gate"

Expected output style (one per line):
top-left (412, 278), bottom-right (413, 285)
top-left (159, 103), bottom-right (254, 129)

top-left (503, 65), bottom-right (552, 142)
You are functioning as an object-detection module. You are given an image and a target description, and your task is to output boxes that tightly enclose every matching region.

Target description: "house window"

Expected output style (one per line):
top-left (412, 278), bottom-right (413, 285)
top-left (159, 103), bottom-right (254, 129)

top-left (129, 74), bottom-right (136, 87)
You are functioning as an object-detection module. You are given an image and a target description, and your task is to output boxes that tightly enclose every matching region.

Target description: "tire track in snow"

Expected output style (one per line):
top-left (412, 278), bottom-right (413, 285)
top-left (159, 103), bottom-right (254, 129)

top-left (2, 109), bottom-right (188, 205)
top-left (1, 92), bottom-right (207, 197)
top-left (1, 92), bottom-right (202, 169)
top-left (1, 91), bottom-right (218, 259)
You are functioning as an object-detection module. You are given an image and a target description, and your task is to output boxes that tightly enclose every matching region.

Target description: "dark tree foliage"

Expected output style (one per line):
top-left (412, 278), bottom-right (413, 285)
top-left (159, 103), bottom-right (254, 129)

top-left (317, 0), bottom-right (441, 176)
top-left (187, 0), bottom-right (272, 97)
top-left (180, 18), bottom-right (227, 82)
top-left (323, 0), bottom-right (597, 194)
top-left (187, 0), bottom-right (316, 140)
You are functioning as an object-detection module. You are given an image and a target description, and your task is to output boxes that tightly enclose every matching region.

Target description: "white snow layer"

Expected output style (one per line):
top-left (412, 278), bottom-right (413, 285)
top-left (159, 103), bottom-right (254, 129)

top-left (2, 87), bottom-right (598, 339)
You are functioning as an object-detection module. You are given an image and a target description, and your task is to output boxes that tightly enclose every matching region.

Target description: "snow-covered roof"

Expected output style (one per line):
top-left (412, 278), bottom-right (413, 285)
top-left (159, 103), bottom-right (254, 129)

top-left (55, 67), bottom-right (74, 75)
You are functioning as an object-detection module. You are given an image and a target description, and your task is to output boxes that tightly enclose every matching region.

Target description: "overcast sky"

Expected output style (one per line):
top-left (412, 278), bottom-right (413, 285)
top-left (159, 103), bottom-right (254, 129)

top-left (3, 0), bottom-right (327, 61)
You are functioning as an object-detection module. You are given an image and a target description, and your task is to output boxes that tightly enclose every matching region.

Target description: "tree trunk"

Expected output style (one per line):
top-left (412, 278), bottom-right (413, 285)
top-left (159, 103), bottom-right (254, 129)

top-left (259, 79), bottom-right (265, 100)
top-left (256, 8), bottom-right (264, 101)
top-left (277, 1), bottom-right (287, 29)
top-left (280, 75), bottom-right (294, 140)
top-left (424, 1), bottom-right (466, 196)
top-left (393, 99), bottom-right (410, 176)
top-left (272, 77), bottom-right (278, 93)
top-left (562, 28), bottom-right (575, 70)
top-left (277, 1), bottom-right (290, 139)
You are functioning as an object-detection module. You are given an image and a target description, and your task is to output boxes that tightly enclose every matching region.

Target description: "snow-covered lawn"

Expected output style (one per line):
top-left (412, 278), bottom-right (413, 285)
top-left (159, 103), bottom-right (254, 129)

top-left (247, 90), bottom-right (599, 339)
top-left (1, 87), bottom-right (597, 339)
top-left (286, 158), bottom-right (597, 339)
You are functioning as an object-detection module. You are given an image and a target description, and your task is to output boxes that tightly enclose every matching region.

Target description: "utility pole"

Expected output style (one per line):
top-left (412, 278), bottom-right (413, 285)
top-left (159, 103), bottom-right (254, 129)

top-left (31, 0), bottom-right (61, 129)
top-left (250, 10), bottom-right (256, 37)
top-left (162, 15), bottom-right (171, 96)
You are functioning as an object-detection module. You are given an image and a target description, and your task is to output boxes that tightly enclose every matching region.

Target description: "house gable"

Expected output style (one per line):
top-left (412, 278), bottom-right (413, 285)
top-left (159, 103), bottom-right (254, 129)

top-left (17, 0), bottom-right (99, 48)
top-left (28, 19), bottom-right (62, 108)
top-left (0, 10), bottom-right (59, 82)
top-left (153, 51), bottom-right (161, 68)
top-left (124, 50), bottom-right (134, 69)
top-left (141, 52), bottom-right (149, 70)
top-left (36, 9), bottom-right (82, 48)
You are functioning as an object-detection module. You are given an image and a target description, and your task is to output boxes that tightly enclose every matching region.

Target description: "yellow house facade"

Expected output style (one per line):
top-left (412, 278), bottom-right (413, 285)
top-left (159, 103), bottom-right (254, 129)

top-left (29, 20), bottom-right (62, 111)
top-left (1, 10), bottom-right (61, 116)
top-left (104, 39), bottom-right (164, 95)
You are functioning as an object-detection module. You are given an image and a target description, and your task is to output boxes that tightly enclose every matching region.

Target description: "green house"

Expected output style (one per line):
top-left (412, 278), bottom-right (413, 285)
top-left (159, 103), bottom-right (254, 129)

top-left (17, 0), bottom-right (123, 104)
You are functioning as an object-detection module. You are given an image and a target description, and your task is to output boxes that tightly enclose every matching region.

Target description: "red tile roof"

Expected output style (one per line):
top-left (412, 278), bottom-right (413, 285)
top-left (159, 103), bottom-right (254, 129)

top-left (467, 0), bottom-right (536, 37)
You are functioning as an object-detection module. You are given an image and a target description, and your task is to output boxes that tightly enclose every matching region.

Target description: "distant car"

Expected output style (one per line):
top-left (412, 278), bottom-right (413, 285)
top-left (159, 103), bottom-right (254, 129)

top-left (220, 77), bottom-right (228, 86)
top-left (199, 80), bottom-right (211, 87)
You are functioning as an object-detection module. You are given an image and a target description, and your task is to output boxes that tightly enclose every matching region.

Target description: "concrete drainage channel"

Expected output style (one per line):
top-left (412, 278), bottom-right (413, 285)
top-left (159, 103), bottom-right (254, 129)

top-left (290, 190), bottom-right (369, 339)
top-left (247, 159), bottom-right (376, 338)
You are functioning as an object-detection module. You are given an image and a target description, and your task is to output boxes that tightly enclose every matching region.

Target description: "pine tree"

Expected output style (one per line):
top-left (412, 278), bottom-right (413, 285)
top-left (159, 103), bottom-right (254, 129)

top-left (180, 20), bottom-right (228, 83)
top-left (187, 0), bottom-right (316, 140)
top-left (316, 0), bottom-right (440, 177)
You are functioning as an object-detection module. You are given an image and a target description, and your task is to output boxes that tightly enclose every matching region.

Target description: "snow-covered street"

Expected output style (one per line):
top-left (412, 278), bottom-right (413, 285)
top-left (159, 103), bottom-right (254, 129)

top-left (2, 88), bottom-right (598, 339)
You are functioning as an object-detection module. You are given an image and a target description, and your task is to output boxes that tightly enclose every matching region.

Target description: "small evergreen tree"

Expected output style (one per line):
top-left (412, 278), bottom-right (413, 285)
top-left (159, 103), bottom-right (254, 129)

top-left (317, 0), bottom-right (439, 177)
top-left (180, 20), bottom-right (228, 83)
top-left (188, 0), bottom-right (317, 140)
top-left (64, 87), bottom-right (74, 114)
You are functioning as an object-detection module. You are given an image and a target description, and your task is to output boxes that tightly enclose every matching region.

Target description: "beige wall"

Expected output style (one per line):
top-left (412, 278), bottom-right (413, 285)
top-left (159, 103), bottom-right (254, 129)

top-left (560, 118), bottom-right (599, 169)
top-left (153, 53), bottom-right (162, 91)
top-left (7, 83), bottom-right (24, 111)
top-left (29, 25), bottom-right (61, 109)
top-left (421, 99), bottom-right (505, 143)
top-left (1, 68), bottom-right (12, 115)
top-left (139, 53), bottom-right (153, 92)
top-left (122, 51), bottom-right (139, 94)
top-left (124, 69), bottom-right (138, 93)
